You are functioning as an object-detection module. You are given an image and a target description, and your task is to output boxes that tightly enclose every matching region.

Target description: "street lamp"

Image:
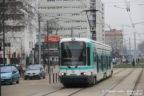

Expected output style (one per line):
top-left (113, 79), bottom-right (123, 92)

top-left (82, 9), bottom-right (99, 41)
top-left (2, 0), bottom-right (6, 65)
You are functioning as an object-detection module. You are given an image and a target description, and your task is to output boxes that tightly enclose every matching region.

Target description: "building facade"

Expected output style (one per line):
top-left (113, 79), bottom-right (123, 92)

top-left (38, 0), bottom-right (105, 42)
top-left (37, 0), bottom-right (105, 65)
top-left (96, 0), bottom-right (105, 42)
top-left (0, 0), bottom-right (38, 64)
top-left (105, 29), bottom-right (123, 56)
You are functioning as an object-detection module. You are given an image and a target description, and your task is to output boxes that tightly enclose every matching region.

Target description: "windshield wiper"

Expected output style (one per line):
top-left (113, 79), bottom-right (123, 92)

top-left (67, 65), bottom-right (71, 68)
top-left (1, 72), bottom-right (8, 73)
top-left (75, 65), bottom-right (78, 68)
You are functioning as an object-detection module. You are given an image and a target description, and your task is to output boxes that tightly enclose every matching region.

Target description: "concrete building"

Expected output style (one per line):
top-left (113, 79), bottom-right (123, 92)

top-left (96, 1), bottom-right (105, 42)
top-left (105, 29), bottom-right (123, 56)
top-left (38, 0), bottom-right (105, 42)
top-left (38, 0), bottom-right (105, 65)
top-left (0, 0), bottom-right (38, 64)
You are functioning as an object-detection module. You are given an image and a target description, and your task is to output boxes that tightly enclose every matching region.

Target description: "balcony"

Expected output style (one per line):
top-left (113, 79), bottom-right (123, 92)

top-left (5, 20), bottom-right (25, 26)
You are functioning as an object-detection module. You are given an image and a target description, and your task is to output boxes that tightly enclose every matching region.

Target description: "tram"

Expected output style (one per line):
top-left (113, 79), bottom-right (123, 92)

top-left (58, 38), bottom-right (113, 87)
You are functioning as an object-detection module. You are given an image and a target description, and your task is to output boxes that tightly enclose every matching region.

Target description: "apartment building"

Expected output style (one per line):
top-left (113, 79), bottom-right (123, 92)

top-left (0, 0), bottom-right (38, 64)
top-left (105, 29), bottom-right (123, 55)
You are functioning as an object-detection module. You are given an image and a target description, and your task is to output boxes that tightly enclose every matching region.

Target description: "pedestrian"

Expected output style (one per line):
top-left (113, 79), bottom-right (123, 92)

top-left (137, 58), bottom-right (140, 64)
top-left (132, 59), bottom-right (135, 67)
top-left (17, 65), bottom-right (23, 76)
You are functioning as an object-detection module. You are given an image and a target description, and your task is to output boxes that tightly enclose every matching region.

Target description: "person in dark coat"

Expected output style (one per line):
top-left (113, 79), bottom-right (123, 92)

top-left (132, 59), bottom-right (135, 67)
top-left (137, 58), bottom-right (140, 64)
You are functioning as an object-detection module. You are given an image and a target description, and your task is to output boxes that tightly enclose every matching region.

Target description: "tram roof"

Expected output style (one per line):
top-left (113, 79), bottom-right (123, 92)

top-left (60, 37), bottom-right (111, 49)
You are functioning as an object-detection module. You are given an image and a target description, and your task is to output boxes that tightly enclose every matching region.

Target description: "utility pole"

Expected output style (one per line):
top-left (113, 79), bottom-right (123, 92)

top-left (47, 21), bottom-right (49, 38)
top-left (71, 27), bottom-right (73, 37)
top-left (38, 14), bottom-right (41, 65)
top-left (1, 0), bottom-right (6, 95)
top-left (134, 32), bottom-right (136, 64)
top-left (129, 37), bottom-right (131, 62)
top-left (47, 21), bottom-right (50, 73)
top-left (2, 0), bottom-right (6, 66)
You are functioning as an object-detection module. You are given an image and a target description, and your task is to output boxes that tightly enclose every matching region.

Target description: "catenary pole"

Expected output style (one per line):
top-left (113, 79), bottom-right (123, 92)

top-left (47, 21), bottom-right (50, 73)
top-left (134, 32), bottom-right (136, 64)
top-left (129, 37), bottom-right (131, 62)
top-left (1, 0), bottom-right (6, 95)
top-left (38, 14), bottom-right (41, 65)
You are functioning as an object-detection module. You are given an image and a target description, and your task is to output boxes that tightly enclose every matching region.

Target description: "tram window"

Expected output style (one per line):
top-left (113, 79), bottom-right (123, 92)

top-left (96, 55), bottom-right (99, 72)
top-left (106, 56), bottom-right (108, 69)
top-left (93, 48), bottom-right (96, 56)
top-left (108, 56), bottom-right (111, 68)
top-left (87, 47), bottom-right (90, 66)
top-left (101, 55), bottom-right (103, 71)
top-left (93, 48), bottom-right (96, 64)
top-left (98, 55), bottom-right (101, 70)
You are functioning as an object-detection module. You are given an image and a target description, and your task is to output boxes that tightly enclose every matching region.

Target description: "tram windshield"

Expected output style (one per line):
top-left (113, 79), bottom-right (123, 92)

top-left (61, 41), bottom-right (86, 66)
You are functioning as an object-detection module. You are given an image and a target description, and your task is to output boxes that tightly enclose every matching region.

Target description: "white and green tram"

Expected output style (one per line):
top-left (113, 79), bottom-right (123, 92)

top-left (58, 38), bottom-right (113, 86)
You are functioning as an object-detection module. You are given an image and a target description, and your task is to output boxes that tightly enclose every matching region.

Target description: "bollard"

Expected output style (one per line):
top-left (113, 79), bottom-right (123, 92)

top-left (49, 73), bottom-right (51, 84)
top-left (56, 73), bottom-right (57, 83)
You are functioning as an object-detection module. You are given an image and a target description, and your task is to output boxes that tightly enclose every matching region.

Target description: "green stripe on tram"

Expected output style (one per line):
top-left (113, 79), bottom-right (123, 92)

top-left (59, 67), bottom-right (93, 70)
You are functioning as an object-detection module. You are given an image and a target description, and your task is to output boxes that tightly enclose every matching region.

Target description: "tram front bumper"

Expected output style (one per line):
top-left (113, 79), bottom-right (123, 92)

top-left (59, 75), bottom-right (93, 84)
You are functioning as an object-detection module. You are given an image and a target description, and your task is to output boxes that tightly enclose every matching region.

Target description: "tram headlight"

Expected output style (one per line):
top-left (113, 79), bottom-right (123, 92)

top-left (81, 72), bottom-right (86, 75)
top-left (61, 72), bottom-right (66, 76)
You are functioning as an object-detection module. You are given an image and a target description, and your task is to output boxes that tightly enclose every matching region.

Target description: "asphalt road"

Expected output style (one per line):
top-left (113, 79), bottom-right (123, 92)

top-left (2, 68), bottom-right (144, 96)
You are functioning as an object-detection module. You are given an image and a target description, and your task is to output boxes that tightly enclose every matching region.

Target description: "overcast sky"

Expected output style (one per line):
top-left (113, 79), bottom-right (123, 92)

top-left (101, 0), bottom-right (144, 49)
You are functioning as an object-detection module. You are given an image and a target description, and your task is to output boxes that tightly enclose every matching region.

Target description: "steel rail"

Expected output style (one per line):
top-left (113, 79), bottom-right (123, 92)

top-left (130, 68), bottom-right (143, 96)
top-left (30, 69), bottom-right (125, 96)
top-left (100, 69), bottom-right (134, 96)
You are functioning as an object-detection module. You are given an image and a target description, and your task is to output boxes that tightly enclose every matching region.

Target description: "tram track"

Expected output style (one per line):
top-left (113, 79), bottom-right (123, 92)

top-left (100, 68), bottom-right (134, 96)
top-left (68, 88), bottom-right (86, 96)
top-left (130, 68), bottom-right (143, 96)
top-left (43, 88), bottom-right (86, 96)
top-left (66, 69), bottom-right (133, 96)
top-left (113, 68), bottom-right (125, 75)
top-left (42, 88), bottom-right (64, 96)
top-left (30, 68), bottom-right (128, 96)
top-left (42, 68), bottom-right (125, 96)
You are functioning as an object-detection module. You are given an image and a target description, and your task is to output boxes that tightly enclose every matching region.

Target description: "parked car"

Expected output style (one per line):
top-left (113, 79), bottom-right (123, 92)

top-left (0, 65), bottom-right (20, 85)
top-left (24, 64), bottom-right (46, 80)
